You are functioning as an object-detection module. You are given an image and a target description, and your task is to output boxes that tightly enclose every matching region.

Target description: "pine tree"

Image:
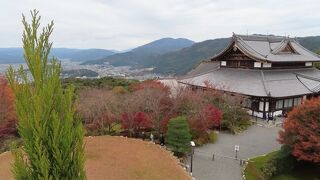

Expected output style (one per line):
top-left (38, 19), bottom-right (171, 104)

top-left (166, 116), bottom-right (192, 157)
top-left (6, 10), bottom-right (86, 179)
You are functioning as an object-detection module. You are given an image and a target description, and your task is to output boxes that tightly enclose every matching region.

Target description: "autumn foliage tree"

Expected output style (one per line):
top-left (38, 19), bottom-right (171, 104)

top-left (130, 80), bottom-right (172, 138)
top-left (0, 76), bottom-right (18, 139)
top-left (121, 111), bottom-right (152, 136)
top-left (78, 88), bottom-right (121, 135)
top-left (190, 105), bottom-right (222, 137)
top-left (278, 97), bottom-right (320, 163)
top-left (86, 112), bottom-right (117, 135)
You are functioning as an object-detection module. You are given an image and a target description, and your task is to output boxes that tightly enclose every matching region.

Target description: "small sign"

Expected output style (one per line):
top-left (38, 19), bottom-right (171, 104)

top-left (190, 141), bottom-right (195, 147)
top-left (235, 145), bottom-right (240, 151)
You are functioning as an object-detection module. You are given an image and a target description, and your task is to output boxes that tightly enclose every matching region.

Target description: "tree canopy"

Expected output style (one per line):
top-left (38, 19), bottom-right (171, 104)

top-left (278, 97), bottom-right (320, 163)
top-left (166, 116), bottom-right (192, 156)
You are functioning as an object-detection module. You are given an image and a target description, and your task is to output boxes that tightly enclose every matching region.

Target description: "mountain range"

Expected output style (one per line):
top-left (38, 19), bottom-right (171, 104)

top-left (1, 35), bottom-right (320, 75)
top-left (83, 38), bottom-right (195, 67)
top-left (0, 48), bottom-right (116, 64)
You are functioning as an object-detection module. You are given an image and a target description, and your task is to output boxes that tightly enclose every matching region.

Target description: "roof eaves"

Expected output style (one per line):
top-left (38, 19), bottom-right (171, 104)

top-left (210, 37), bottom-right (235, 61)
top-left (293, 39), bottom-right (320, 60)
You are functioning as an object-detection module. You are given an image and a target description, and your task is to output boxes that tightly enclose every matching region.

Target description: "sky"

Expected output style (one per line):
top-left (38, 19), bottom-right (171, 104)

top-left (1, 0), bottom-right (320, 50)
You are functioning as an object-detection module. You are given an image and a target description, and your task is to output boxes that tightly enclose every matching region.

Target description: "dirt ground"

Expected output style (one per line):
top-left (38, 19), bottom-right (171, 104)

top-left (0, 136), bottom-right (190, 180)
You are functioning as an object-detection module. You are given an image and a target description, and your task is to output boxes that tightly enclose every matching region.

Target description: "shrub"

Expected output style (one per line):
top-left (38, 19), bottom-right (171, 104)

top-left (166, 116), bottom-right (192, 157)
top-left (221, 104), bottom-right (251, 134)
top-left (261, 146), bottom-right (296, 179)
top-left (194, 137), bottom-right (207, 147)
top-left (208, 131), bottom-right (218, 143)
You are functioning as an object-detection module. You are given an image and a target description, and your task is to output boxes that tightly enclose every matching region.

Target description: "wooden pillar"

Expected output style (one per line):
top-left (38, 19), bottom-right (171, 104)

top-left (263, 98), bottom-right (266, 119)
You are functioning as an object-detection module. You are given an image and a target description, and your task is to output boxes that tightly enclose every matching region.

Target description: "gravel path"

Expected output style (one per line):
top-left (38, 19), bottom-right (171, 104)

top-left (187, 124), bottom-right (282, 180)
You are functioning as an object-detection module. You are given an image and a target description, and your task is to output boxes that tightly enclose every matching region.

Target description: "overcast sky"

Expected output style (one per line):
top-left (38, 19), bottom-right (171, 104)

top-left (1, 0), bottom-right (320, 50)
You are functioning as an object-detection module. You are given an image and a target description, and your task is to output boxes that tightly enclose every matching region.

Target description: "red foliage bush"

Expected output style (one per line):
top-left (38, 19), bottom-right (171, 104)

top-left (188, 104), bottom-right (222, 139)
top-left (278, 97), bottom-right (320, 163)
top-left (0, 76), bottom-right (17, 139)
top-left (202, 104), bottom-right (222, 129)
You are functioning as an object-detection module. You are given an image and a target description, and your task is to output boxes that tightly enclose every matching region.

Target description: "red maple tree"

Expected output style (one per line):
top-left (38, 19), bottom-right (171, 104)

top-left (278, 97), bottom-right (320, 163)
top-left (202, 104), bottom-right (222, 129)
top-left (121, 111), bottom-right (152, 136)
top-left (86, 112), bottom-right (117, 135)
top-left (0, 76), bottom-right (18, 139)
top-left (189, 104), bottom-right (222, 137)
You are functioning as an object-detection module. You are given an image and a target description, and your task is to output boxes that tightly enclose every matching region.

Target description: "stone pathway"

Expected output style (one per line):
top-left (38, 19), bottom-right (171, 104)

top-left (186, 124), bottom-right (282, 180)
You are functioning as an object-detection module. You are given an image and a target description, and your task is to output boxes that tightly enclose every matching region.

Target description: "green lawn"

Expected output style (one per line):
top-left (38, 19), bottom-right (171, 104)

top-left (272, 164), bottom-right (320, 180)
top-left (244, 151), bottom-right (279, 180)
top-left (244, 151), bottom-right (320, 180)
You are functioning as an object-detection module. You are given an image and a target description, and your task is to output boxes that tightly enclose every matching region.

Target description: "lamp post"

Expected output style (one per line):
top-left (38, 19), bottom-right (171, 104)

top-left (235, 145), bottom-right (240, 160)
top-left (190, 141), bottom-right (195, 175)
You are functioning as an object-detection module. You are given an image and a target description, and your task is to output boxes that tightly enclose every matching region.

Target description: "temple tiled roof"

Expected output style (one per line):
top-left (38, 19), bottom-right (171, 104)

top-left (178, 66), bottom-right (320, 97)
top-left (211, 34), bottom-right (320, 62)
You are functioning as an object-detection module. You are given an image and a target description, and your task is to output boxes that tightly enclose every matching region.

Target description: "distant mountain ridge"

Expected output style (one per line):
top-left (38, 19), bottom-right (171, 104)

top-left (2, 35), bottom-right (320, 75)
top-left (0, 48), bottom-right (116, 64)
top-left (83, 38), bottom-right (195, 66)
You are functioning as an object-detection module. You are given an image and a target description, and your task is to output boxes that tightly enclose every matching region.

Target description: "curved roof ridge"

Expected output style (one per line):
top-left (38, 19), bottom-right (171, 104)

top-left (271, 39), bottom-right (287, 54)
top-left (295, 72), bottom-right (320, 82)
top-left (209, 37), bottom-right (234, 60)
top-left (296, 75), bottom-right (317, 93)
top-left (272, 38), bottom-right (299, 54)
top-left (260, 70), bottom-right (270, 96)
top-left (234, 33), bottom-right (286, 42)
top-left (292, 39), bottom-right (320, 59)
top-left (235, 36), bottom-right (267, 59)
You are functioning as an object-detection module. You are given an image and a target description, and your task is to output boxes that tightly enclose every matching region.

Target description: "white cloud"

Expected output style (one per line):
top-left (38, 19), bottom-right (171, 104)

top-left (0, 0), bottom-right (320, 50)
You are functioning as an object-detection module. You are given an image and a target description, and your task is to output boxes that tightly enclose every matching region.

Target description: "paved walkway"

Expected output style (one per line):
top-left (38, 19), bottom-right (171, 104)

top-left (186, 124), bottom-right (282, 180)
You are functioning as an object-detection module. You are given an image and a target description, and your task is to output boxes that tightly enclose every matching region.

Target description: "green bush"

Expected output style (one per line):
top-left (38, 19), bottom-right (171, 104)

top-left (261, 146), bottom-right (296, 179)
top-left (221, 106), bottom-right (251, 134)
top-left (208, 131), bottom-right (218, 143)
top-left (166, 116), bottom-right (192, 157)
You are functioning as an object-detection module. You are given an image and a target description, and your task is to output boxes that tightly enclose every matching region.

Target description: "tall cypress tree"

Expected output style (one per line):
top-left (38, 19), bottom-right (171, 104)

top-left (6, 10), bottom-right (86, 179)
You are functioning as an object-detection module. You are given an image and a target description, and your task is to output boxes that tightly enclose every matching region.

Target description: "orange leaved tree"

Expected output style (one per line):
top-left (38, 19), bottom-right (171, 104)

top-left (278, 97), bottom-right (320, 163)
top-left (0, 76), bottom-right (17, 139)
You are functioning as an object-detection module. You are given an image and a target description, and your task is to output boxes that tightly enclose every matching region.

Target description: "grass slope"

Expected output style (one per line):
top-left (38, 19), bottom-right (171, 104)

top-left (0, 136), bottom-right (190, 180)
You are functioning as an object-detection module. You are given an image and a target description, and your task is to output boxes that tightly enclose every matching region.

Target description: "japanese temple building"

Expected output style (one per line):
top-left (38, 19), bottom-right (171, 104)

top-left (178, 34), bottom-right (320, 119)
